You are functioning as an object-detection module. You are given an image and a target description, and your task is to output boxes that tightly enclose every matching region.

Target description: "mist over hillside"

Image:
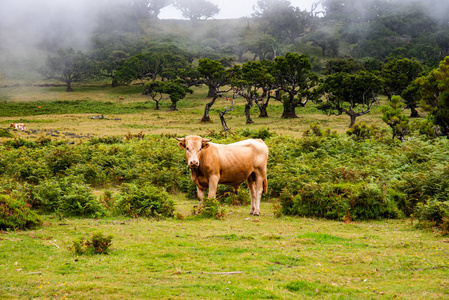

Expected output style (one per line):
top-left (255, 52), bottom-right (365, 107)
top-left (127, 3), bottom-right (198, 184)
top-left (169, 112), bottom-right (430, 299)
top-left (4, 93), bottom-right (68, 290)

top-left (1, 0), bottom-right (449, 84)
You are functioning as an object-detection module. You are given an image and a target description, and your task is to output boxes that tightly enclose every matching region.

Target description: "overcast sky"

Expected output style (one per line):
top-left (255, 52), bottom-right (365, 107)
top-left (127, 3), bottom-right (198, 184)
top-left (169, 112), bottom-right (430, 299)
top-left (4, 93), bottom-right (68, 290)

top-left (160, 0), bottom-right (321, 19)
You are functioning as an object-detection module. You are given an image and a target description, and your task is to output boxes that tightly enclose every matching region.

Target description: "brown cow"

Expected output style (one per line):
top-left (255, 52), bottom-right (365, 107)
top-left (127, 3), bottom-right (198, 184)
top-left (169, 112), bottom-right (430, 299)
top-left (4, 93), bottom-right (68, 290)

top-left (10, 123), bottom-right (26, 131)
top-left (176, 135), bottom-right (268, 215)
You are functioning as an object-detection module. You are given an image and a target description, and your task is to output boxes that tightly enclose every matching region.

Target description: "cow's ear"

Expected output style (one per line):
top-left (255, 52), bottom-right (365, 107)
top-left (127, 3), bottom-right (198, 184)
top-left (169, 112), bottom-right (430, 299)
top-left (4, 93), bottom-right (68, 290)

top-left (201, 138), bottom-right (212, 149)
top-left (176, 137), bottom-right (186, 149)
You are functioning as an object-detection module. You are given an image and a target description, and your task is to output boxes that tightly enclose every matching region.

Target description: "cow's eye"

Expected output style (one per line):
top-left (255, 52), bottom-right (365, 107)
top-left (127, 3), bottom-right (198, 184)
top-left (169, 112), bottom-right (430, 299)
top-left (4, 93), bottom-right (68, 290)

top-left (186, 147), bottom-right (190, 151)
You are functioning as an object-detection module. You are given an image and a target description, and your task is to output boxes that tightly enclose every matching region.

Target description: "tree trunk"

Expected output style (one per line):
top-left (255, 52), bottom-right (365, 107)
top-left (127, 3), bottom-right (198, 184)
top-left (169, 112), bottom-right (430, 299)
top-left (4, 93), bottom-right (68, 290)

top-left (169, 102), bottom-right (178, 111)
top-left (245, 103), bottom-right (254, 124)
top-left (259, 104), bottom-right (268, 118)
top-left (201, 95), bottom-right (218, 122)
top-left (219, 111), bottom-right (230, 131)
top-left (410, 106), bottom-right (420, 118)
top-left (207, 86), bottom-right (215, 98)
top-left (155, 100), bottom-right (160, 110)
top-left (281, 99), bottom-right (298, 118)
top-left (111, 78), bottom-right (119, 87)
top-left (256, 97), bottom-right (269, 118)
top-left (348, 114), bottom-right (357, 128)
top-left (258, 103), bottom-right (269, 118)
top-left (66, 80), bottom-right (73, 92)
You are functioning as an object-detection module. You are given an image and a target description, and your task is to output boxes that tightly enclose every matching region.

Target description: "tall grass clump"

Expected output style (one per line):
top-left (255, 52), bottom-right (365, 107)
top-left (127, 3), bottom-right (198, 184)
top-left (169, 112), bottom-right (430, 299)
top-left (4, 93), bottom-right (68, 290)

top-left (71, 232), bottom-right (113, 255)
top-left (192, 197), bottom-right (226, 220)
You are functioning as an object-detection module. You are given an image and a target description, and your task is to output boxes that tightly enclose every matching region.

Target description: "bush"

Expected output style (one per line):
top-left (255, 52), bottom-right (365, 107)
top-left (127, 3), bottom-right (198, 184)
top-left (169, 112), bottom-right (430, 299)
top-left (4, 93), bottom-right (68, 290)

top-left (346, 122), bottom-right (375, 142)
top-left (14, 158), bottom-right (51, 184)
top-left (46, 146), bottom-right (81, 175)
top-left (31, 180), bottom-right (63, 212)
top-left (116, 183), bottom-right (174, 218)
top-left (239, 127), bottom-right (273, 140)
top-left (303, 123), bottom-right (336, 138)
top-left (60, 182), bottom-right (105, 218)
top-left (89, 136), bottom-right (123, 145)
top-left (4, 138), bottom-right (36, 149)
top-left (0, 195), bottom-right (42, 230)
top-left (414, 200), bottom-right (449, 231)
top-left (398, 165), bottom-right (449, 213)
top-left (280, 182), bottom-right (402, 221)
top-left (31, 177), bottom-right (105, 218)
top-left (192, 197), bottom-right (226, 220)
top-left (71, 232), bottom-right (113, 255)
top-left (215, 186), bottom-right (250, 206)
top-left (0, 129), bottom-right (14, 138)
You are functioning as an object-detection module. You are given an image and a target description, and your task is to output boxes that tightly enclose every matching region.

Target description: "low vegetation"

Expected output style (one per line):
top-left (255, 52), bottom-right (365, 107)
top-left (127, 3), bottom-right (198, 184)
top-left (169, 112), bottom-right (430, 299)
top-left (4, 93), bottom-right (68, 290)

top-left (0, 75), bottom-right (448, 297)
top-left (1, 105), bottom-right (449, 298)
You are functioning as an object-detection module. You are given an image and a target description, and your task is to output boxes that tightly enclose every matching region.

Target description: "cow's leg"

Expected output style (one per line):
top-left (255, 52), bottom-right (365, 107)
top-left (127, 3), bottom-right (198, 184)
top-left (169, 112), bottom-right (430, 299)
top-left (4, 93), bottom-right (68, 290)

top-left (253, 174), bottom-right (264, 216)
top-left (233, 185), bottom-right (239, 194)
top-left (207, 175), bottom-right (219, 198)
top-left (196, 186), bottom-right (205, 202)
top-left (247, 176), bottom-right (256, 215)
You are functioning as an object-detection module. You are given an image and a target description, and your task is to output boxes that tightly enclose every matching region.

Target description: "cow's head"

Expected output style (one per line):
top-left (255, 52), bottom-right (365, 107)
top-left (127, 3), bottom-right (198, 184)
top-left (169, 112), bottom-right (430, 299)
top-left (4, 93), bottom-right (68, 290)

top-left (176, 136), bottom-right (212, 169)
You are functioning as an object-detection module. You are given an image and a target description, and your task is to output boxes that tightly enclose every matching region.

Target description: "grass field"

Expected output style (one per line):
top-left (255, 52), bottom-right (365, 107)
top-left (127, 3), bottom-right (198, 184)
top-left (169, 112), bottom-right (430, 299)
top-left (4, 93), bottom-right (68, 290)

top-left (1, 82), bottom-right (448, 299)
top-left (1, 198), bottom-right (448, 299)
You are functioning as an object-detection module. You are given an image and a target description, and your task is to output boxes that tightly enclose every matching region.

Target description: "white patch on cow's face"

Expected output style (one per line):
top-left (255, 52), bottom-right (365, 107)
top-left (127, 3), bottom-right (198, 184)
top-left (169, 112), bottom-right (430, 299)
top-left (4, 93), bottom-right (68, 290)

top-left (185, 139), bottom-right (203, 169)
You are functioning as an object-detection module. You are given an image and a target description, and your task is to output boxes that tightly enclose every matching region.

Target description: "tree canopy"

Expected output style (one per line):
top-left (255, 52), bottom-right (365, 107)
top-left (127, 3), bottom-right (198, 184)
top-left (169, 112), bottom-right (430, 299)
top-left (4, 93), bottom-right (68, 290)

top-left (273, 52), bottom-right (321, 118)
top-left (254, 0), bottom-right (316, 44)
top-left (415, 56), bottom-right (449, 137)
top-left (38, 48), bottom-right (97, 92)
top-left (174, 0), bottom-right (220, 21)
top-left (320, 71), bottom-right (383, 127)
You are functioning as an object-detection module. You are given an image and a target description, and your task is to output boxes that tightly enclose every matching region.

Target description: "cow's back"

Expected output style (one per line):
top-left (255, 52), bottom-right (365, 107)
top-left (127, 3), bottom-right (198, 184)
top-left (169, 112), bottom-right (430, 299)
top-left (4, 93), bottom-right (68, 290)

top-left (199, 139), bottom-right (267, 186)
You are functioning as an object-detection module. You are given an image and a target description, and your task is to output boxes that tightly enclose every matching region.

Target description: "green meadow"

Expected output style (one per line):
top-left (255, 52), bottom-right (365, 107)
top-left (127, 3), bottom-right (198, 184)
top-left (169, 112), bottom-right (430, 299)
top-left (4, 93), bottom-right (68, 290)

top-left (0, 83), bottom-right (448, 299)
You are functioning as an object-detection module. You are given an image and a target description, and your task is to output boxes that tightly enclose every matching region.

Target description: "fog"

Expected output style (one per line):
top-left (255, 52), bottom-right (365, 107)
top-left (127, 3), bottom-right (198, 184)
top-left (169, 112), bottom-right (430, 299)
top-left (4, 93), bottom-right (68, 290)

top-left (159, 0), bottom-right (320, 19)
top-left (1, 0), bottom-right (446, 53)
top-left (0, 0), bottom-right (106, 51)
top-left (0, 0), bottom-right (448, 83)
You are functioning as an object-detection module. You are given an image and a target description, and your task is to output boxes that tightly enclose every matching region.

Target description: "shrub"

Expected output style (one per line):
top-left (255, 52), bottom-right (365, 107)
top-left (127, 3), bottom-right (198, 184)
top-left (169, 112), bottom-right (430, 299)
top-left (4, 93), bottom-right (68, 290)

top-left (414, 200), bottom-right (449, 232)
top-left (192, 197), bottom-right (226, 220)
top-left (59, 182), bottom-right (105, 218)
top-left (46, 146), bottom-right (81, 175)
top-left (303, 123), bottom-right (337, 138)
top-left (239, 127), bottom-right (273, 140)
top-left (398, 166), bottom-right (449, 208)
top-left (31, 177), bottom-right (105, 218)
top-left (31, 180), bottom-right (63, 212)
top-left (346, 122), bottom-right (375, 142)
top-left (116, 183), bottom-right (174, 218)
top-left (71, 232), bottom-right (113, 255)
top-left (4, 138), bottom-right (36, 149)
top-left (215, 186), bottom-right (250, 206)
top-left (0, 195), bottom-right (42, 230)
top-left (89, 136), bottom-right (123, 145)
top-left (0, 129), bottom-right (14, 138)
top-left (280, 182), bottom-right (402, 221)
top-left (14, 158), bottom-right (51, 184)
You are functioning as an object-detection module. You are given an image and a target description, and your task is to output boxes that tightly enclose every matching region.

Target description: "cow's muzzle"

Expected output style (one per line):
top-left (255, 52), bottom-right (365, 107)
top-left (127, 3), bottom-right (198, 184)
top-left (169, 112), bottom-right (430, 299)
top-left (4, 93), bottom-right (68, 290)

top-left (188, 160), bottom-right (199, 169)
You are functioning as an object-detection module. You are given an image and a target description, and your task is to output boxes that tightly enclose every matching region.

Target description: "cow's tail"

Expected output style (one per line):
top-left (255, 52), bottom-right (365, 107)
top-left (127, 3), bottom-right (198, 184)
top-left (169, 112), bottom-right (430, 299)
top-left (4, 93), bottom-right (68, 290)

top-left (263, 177), bottom-right (268, 194)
